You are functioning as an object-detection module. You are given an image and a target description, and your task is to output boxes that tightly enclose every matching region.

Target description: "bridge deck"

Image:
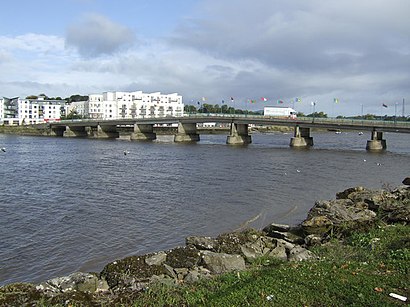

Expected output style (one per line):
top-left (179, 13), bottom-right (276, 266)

top-left (47, 114), bottom-right (410, 134)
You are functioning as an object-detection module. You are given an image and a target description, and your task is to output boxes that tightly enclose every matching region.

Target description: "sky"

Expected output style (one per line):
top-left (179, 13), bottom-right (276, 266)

top-left (1, 0), bottom-right (409, 116)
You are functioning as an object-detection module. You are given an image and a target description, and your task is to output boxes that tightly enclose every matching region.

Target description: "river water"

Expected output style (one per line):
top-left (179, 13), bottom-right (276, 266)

top-left (0, 131), bottom-right (409, 286)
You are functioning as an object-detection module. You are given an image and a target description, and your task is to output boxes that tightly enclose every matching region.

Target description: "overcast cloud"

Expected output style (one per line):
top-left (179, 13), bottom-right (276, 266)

top-left (167, 0), bottom-right (410, 114)
top-left (0, 0), bottom-right (409, 116)
top-left (65, 14), bottom-right (136, 57)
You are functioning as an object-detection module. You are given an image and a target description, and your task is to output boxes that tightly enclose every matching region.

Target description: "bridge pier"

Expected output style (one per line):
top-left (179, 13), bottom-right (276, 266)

top-left (174, 122), bottom-right (200, 142)
top-left (366, 130), bottom-right (386, 151)
top-left (87, 125), bottom-right (119, 138)
top-left (63, 126), bottom-right (88, 137)
top-left (49, 126), bottom-right (65, 137)
top-left (130, 124), bottom-right (156, 141)
top-left (290, 126), bottom-right (313, 148)
top-left (226, 123), bottom-right (251, 145)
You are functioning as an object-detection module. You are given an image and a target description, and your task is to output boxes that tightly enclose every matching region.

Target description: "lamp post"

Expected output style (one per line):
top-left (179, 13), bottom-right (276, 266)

top-left (311, 101), bottom-right (316, 123)
top-left (394, 102), bottom-right (398, 125)
top-left (361, 104), bottom-right (364, 124)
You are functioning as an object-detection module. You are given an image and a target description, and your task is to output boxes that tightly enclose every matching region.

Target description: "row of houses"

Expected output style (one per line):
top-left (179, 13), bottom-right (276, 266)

top-left (0, 91), bottom-right (184, 125)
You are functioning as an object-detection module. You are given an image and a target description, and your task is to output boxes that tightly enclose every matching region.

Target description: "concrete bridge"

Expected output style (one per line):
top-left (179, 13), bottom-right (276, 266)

top-left (45, 114), bottom-right (410, 151)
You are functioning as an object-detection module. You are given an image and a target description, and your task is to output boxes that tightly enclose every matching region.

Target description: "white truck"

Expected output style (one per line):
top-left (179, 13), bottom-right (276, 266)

top-left (263, 106), bottom-right (297, 119)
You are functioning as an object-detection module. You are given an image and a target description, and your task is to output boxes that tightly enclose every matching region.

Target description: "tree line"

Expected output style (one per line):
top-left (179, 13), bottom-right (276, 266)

top-left (25, 94), bottom-right (89, 103)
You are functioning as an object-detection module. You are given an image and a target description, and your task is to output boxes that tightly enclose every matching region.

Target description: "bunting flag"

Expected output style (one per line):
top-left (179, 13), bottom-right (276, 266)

top-left (261, 97), bottom-right (268, 101)
top-left (277, 100), bottom-right (284, 104)
top-left (230, 97), bottom-right (234, 102)
top-left (382, 103), bottom-right (388, 108)
top-left (250, 99), bottom-right (256, 103)
top-left (334, 98), bottom-right (339, 103)
top-left (311, 101), bottom-right (316, 106)
top-left (221, 100), bottom-right (224, 104)
top-left (295, 97), bottom-right (301, 103)
top-left (202, 97), bottom-right (206, 101)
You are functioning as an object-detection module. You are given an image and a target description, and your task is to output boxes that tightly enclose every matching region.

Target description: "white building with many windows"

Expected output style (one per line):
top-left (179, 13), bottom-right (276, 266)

top-left (0, 97), bottom-right (68, 125)
top-left (1, 90), bottom-right (184, 125)
top-left (88, 91), bottom-right (184, 119)
top-left (68, 100), bottom-right (89, 118)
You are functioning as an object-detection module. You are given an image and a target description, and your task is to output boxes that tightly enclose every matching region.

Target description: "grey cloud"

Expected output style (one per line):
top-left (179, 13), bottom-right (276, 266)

top-left (164, 0), bottom-right (410, 115)
top-left (171, 0), bottom-right (410, 74)
top-left (65, 14), bottom-right (136, 57)
top-left (0, 81), bottom-right (87, 98)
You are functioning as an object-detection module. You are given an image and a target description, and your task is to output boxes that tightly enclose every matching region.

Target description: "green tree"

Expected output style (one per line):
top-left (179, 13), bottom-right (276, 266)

top-left (62, 110), bottom-right (83, 120)
top-left (363, 114), bottom-right (376, 120)
top-left (307, 111), bottom-right (327, 118)
top-left (65, 95), bottom-right (89, 103)
top-left (184, 105), bottom-right (197, 113)
top-left (38, 93), bottom-right (49, 99)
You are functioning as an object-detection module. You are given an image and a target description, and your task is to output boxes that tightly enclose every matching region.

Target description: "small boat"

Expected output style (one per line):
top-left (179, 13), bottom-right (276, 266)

top-left (335, 130), bottom-right (342, 134)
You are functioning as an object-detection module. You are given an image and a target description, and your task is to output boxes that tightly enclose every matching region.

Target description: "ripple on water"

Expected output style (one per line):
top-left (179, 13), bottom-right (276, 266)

top-left (0, 132), bottom-right (409, 285)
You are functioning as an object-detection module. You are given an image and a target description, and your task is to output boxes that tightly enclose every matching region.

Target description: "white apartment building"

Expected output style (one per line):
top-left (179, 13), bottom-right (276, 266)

top-left (0, 99), bottom-right (4, 124)
top-left (1, 90), bottom-right (184, 125)
top-left (88, 91), bottom-right (184, 119)
top-left (68, 100), bottom-right (89, 118)
top-left (0, 97), bottom-right (67, 125)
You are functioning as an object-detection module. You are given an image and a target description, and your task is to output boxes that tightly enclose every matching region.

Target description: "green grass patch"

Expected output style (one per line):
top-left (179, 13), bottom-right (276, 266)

top-left (129, 224), bottom-right (409, 306)
top-left (1, 224), bottom-right (408, 306)
top-left (0, 125), bottom-right (44, 135)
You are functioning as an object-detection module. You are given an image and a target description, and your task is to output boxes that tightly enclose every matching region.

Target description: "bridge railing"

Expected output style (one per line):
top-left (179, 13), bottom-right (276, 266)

top-left (54, 113), bottom-right (410, 130)
top-left (297, 117), bottom-right (410, 128)
top-left (184, 113), bottom-right (410, 126)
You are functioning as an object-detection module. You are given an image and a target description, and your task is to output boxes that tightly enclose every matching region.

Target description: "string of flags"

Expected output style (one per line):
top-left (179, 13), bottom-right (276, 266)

top-left (196, 96), bottom-right (345, 105)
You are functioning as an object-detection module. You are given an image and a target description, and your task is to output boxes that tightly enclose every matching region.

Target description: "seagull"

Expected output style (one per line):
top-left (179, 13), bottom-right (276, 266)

top-left (296, 169), bottom-right (301, 173)
top-left (376, 162), bottom-right (381, 166)
top-left (1, 147), bottom-right (5, 152)
top-left (123, 150), bottom-right (129, 155)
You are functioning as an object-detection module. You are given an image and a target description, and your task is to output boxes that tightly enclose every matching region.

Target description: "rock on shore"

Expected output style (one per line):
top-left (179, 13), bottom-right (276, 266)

top-left (1, 180), bottom-right (409, 306)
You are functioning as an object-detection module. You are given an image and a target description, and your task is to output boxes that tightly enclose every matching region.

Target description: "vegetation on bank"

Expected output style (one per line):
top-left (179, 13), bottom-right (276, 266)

top-left (0, 125), bottom-right (45, 136)
top-left (1, 223), bottom-right (408, 306)
top-left (110, 224), bottom-right (410, 306)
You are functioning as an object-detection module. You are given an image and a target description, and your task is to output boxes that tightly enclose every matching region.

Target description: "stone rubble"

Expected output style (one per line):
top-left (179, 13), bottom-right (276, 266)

top-left (1, 180), bottom-right (408, 306)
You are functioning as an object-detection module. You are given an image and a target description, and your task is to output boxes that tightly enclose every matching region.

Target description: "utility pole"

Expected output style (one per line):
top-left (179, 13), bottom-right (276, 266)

top-left (403, 98), bottom-right (405, 117)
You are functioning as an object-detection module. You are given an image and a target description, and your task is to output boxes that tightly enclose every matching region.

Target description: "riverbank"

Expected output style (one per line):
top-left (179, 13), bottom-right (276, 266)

top-left (0, 125), bottom-right (46, 136)
top-left (1, 179), bottom-right (408, 306)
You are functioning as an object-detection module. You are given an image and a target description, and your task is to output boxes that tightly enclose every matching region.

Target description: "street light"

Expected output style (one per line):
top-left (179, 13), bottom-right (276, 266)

top-left (395, 102), bottom-right (398, 125)
top-left (311, 101), bottom-right (316, 123)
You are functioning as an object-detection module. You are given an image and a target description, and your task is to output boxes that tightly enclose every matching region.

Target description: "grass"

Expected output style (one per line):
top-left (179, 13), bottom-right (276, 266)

top-left (1, 224), bottom-right (408, 306)
top-left (128, 224), bottom-right (409, 306)
top-left (0, 125), bottom-right (45, 135)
